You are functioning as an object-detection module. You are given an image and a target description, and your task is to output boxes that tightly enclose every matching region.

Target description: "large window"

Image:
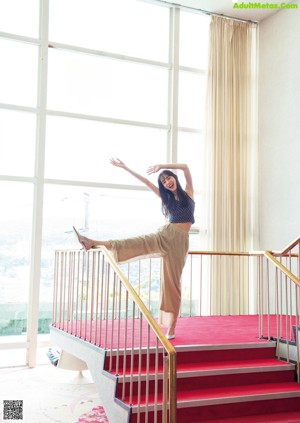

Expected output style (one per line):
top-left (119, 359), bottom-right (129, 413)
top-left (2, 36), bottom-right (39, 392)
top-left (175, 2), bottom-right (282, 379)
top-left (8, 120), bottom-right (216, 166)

top-left (45, 117), bottom-right (167, 183)
top-left (0, 0), bottom-right (210, 366)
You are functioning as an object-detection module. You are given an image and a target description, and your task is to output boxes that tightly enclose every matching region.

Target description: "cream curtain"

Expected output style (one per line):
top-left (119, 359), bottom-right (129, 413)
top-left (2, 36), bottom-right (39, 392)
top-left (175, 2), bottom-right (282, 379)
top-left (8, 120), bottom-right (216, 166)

top-left (204, 16), bottom-right (258, 314)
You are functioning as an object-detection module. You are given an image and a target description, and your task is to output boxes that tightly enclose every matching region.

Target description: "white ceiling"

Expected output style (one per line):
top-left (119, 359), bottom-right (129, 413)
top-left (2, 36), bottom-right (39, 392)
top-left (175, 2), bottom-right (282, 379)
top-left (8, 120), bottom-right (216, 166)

top-left (161, 0), bottom-right (293, 22)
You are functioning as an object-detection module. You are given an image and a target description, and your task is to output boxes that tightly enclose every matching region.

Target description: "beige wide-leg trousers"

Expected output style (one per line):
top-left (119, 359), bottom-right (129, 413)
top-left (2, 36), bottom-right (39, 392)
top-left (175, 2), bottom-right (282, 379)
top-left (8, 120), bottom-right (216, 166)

top-left (110, 224), bottom-right (189, 329)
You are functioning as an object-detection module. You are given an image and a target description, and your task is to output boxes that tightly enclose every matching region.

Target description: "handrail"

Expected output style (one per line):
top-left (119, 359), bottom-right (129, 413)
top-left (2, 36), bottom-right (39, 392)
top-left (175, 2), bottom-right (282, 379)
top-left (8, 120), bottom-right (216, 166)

top-left (189, 250), bottom-right (264, 256)
top-left (263, 249), bottom-right (300, 382)
top-left (101, 246), bottom-right (177, 421)
top-left (264, 250), bottom-right (300, 288)
top-left (279, 235), bottom-right (300, 256)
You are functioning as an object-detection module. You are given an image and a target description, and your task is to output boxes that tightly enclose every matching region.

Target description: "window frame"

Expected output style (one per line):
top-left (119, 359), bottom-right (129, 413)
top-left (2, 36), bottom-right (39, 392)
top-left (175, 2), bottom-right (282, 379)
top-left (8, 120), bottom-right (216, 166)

top-left (0, 0), bottom-right (208, 366)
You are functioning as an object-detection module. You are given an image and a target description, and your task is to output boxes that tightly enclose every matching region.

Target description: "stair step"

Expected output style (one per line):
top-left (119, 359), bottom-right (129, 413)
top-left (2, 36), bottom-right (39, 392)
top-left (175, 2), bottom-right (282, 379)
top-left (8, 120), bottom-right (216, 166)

top-left (122, 381), bottom-right (300, 408)
top-left (176, 344), bottom-right (277, 364)
top-left (130, 394), bottom-right (300, 423)
top-left (197, 410), bottom-right (300, 423)
top-left (175, 396), bottom-right (300, 423)
top-left (176, 381), bottom-right (300, 405)
top-left (105, 343), bottom-right (277, 374)
top-left (115, 362), bottom-right (296, 402)
top-left (129, 391), bottom-right (300, 423)
top-left (112, 358), bottom-right (294, 380)
top-left (104, 341), bottom-right (300, 423)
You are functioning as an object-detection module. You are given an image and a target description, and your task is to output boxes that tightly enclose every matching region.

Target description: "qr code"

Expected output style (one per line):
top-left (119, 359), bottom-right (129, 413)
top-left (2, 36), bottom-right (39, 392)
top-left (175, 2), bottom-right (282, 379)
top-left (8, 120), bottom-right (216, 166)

top-left (3, 400), bottom-right (23, 420)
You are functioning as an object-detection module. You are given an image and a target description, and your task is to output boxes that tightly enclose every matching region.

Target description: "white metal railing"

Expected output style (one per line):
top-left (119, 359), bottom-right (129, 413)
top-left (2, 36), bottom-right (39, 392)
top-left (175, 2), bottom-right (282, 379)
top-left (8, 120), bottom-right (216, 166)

top-left (52, 247), bottom-right (176, 423)
top-left (262, 237), bottom-right (300, 382)
top-left (183, 249), bottom-right (300, 381)
top-left (119, 251), bottom-right (261, 318)
top-left (185, 249), bottom-right (300, 381)
top-left (183, 251), bottom-right (261, 316)
top-left (52, 239), bottom-right (300, 420)
top-left (123, 248), bottom-right (300, 380)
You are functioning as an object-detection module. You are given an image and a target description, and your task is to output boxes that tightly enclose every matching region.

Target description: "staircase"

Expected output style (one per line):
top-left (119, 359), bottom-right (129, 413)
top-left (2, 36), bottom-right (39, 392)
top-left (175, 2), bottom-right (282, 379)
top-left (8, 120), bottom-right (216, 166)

top-left (52, 243), bottom-right (300, 422)
top-left (104, 342), bottom-right (300, 423)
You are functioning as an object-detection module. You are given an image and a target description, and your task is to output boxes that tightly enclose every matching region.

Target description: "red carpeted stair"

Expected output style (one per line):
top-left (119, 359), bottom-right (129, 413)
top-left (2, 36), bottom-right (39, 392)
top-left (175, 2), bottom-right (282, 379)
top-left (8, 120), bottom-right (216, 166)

top-left (104, 342), bottom-right (300, 423)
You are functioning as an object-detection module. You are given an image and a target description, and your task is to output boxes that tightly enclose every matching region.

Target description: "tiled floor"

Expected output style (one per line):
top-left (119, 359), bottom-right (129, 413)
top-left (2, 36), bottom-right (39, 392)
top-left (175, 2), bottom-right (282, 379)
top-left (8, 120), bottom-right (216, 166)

top-left (0, 364), bottom-right (103, 423)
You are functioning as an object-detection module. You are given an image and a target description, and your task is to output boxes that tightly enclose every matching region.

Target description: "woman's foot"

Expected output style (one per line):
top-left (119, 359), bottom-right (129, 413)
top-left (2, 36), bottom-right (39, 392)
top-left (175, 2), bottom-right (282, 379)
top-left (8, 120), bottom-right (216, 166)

top-left (166, 332), bottom-right (175, 340)
top-left (73, 226), bottom-right (95, 251)
top-left (166, 320), bottom-right (176, 340)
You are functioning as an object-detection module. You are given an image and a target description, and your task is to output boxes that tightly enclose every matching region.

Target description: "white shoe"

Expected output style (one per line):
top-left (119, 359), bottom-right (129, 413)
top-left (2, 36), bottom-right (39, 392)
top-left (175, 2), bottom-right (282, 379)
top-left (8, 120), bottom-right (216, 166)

top-left (73, 226), bottom-right (91, 251)
top-left (166, 334), bottom-right (175, 340)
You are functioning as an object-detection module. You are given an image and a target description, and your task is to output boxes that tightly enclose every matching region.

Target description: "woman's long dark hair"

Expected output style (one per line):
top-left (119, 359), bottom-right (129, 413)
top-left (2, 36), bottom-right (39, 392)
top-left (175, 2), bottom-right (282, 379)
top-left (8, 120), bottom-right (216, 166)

top-left (158, 170), bottom-right (189, 218)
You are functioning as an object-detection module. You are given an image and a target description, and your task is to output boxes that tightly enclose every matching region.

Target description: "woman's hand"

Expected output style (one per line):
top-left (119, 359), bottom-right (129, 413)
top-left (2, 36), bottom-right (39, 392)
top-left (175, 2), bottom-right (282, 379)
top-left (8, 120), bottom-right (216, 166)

top-left (110, 158), bottom-right (127, 169)
top-left (147, 164), bottom-right (161, 175)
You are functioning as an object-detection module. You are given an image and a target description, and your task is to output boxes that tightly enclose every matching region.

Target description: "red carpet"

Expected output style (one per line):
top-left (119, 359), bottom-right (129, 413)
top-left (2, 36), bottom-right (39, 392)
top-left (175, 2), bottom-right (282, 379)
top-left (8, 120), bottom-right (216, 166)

top-left (52, 315), bottom-right (300, 422)
top-left (56, 315), bottom-right (274, 349)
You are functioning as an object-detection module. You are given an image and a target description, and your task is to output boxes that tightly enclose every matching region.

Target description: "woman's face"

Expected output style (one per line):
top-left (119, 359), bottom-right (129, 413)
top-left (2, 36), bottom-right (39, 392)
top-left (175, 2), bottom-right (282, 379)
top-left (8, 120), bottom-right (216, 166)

top-left (160, 174), bottom-right (177, 192)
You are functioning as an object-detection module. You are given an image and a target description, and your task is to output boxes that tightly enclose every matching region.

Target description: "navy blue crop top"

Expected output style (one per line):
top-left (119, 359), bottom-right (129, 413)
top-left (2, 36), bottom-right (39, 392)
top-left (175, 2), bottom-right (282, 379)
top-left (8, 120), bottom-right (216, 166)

top-left (169, 195), bottom-right (195, 224)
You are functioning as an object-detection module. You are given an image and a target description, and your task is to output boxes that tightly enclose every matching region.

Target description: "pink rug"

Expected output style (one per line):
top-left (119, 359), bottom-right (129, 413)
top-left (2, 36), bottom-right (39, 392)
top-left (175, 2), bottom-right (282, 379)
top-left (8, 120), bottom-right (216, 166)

top-left (77, 405), bottom-right (109, 423)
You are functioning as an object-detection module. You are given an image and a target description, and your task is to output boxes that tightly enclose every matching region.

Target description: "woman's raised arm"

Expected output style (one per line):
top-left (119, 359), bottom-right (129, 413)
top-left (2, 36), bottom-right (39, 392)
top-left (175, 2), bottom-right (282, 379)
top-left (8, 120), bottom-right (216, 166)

top-left (110, 158), bottom-right (161, 197)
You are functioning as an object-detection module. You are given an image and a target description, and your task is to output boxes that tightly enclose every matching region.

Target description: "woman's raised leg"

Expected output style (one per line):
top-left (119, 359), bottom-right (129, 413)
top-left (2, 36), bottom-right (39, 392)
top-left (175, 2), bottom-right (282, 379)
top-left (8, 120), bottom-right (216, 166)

top-left (73, 226), bottom-right (111, 251)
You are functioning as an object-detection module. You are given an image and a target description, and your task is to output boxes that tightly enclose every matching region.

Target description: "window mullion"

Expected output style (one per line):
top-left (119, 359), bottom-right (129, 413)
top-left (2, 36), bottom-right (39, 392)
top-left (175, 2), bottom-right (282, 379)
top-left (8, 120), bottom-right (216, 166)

top-left (27, 0), bottom-right (49, 368)
top-left (167, 7), bottom-right (180, 164)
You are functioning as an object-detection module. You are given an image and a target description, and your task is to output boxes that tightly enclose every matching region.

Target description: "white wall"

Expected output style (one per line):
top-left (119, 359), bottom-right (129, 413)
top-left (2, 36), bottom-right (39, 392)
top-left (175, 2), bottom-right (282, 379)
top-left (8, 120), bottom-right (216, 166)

top-left (258, 1), bottom-right (300, 251)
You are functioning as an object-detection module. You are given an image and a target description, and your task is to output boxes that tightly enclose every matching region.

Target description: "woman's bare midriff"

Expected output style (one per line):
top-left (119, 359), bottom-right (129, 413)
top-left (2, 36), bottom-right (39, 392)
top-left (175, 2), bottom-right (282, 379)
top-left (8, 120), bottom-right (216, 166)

top-left (172, 222), bottom-right (192, 232)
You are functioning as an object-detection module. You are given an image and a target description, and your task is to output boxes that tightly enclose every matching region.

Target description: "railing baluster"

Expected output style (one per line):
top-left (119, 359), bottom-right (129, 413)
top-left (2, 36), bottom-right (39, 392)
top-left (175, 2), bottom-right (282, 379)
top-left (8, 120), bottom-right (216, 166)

top-left (162, 353), bottom-right (168, 423)
top-left (52, 251), bottom-right (58, 326)
top-left (104, 263), bottom-right (110, 349)
top-left (94, 251), bottom-right (100, 346)
top-left (79, 251), bottom-right (85, 339)
top-left (75, 251), bottom-right (81, 334)
top-left (129, 302), bottom-right (135, 406)
top-left (115, 278), bottom-right (122, 376)
top-left (69, 251), bottom-right (75, 334)
top-left (98, 254), bottom-right (105, 347)
top-left (89, 251), bottom-right (95, 343)
top-left (154, 339), bottom-right (159, 423)
top-left (137, 313), bottom-right (143, 423)
top-left (122, 290), bottom-right (129, 402)
top-left (145, 324), bottom-right (150, 423)
top-left (109, 273), bottom-right (117, 372)
top-left (62, 252), bottom-right (67, 331)
top-left (149, 259), bottom-right (152, 311)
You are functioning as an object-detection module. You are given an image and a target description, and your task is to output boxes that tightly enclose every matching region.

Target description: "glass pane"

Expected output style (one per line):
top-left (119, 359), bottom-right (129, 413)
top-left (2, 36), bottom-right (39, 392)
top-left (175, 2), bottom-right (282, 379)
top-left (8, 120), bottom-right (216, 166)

top-left (179, 11), bottom-right (210, 69)
top-left (0, 182), bottom-right (33, 337)
top-left (49, 0), bottom-right (169, 62)
top-left (47, 49), bottom-right (168, 124)
top-left (40, 185), bottom-right (164, 307)
top-left (45, 116), bottom-right (167, 183)
top-left (188, 193), bottom-right (201, 248)
top-left (0, 39), bottom-right (38, 107)
top-left (177, 131), bottom-right (204, 193)
top-left (178, 71), bottom-right (206, 129)
top-left (0, 0), bottom-right (39, 38)
top-left (177, 132), bottom-right (205, 244)
top-left (0, 110), bottom-right (36, 177)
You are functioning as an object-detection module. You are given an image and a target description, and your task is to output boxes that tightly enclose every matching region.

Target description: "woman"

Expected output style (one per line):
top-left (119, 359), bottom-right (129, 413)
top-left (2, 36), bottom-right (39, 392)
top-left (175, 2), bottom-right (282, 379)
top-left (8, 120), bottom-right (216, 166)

top-left (73, 158), bottom-right (195, 340)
